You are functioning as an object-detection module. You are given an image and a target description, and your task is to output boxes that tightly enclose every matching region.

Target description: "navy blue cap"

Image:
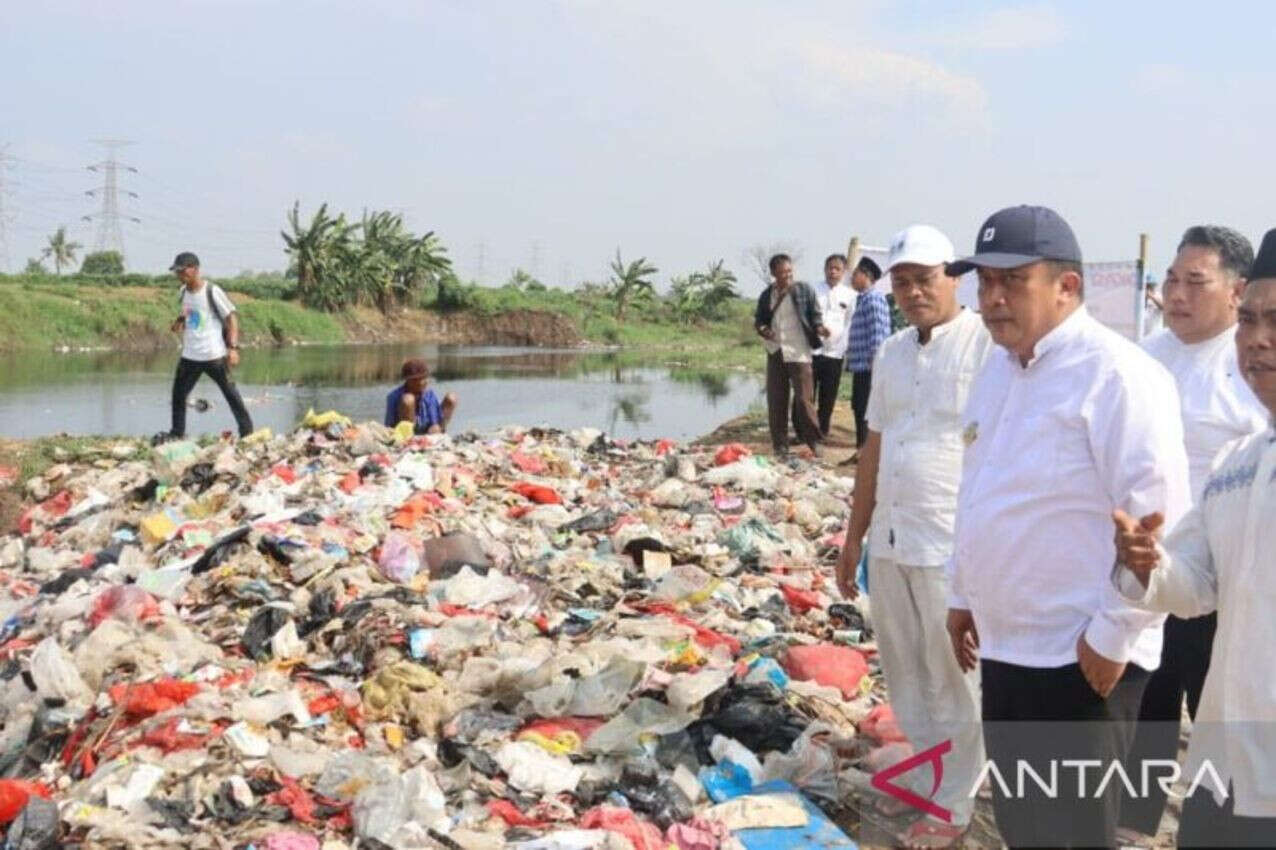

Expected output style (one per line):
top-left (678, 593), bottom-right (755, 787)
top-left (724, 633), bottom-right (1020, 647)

top-left (169, 251), bottom-right (200, 271)
top-left (1251, 229), bottom-right (1276, 281)
top-left (947, 205), bottom-right (1082, 276)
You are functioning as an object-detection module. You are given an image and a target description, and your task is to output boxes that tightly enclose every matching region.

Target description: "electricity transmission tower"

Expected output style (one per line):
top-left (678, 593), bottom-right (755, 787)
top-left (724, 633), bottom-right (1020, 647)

top-left (84, 139), bottom-right (140, 257)
top-left (0, 145), bottom-right (13, 273)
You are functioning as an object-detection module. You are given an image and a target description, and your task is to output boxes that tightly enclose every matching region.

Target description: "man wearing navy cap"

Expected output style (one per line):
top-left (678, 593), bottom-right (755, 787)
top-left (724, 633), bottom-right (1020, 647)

top-left (943, 206), bottom-right (1190, 847)
top-left (164, 251), bottom-right (254, 440)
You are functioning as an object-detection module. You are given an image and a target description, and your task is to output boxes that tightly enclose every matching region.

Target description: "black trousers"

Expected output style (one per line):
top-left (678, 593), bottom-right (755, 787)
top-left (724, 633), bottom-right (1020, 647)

top-left (850, 369), bottom-right (872, 448)
top-left (1121, 612), bottom-right (1217, 834)
top-left (807, 354), bottom-right (844, 438)
top-left (981, 658), bottom-right (1149, 849)
top-left (171, 357), bottom-right (254, 438)
top-left (1179, 784), bottom-right (1276, 848)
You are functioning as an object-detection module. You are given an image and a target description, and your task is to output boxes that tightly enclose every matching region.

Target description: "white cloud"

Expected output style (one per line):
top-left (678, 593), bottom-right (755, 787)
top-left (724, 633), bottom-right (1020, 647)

top-left (945, 3), bottom-right (1069, 51)
top-left (801, 41), bottom-right (989, 118)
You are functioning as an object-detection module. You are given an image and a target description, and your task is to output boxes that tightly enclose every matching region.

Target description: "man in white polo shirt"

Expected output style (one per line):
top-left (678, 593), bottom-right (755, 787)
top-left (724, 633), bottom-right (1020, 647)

top-left (836, 225), bottom-right (993, 847)
top-left (1121, 225), bottom-right (1266, 840)
top-left (944, 206), bottom-right (1190, 848)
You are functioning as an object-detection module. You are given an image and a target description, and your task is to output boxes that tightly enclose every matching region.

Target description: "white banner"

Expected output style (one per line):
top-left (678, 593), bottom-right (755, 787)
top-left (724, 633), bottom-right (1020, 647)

top-left (868, 255), bottom-right (1139, 341)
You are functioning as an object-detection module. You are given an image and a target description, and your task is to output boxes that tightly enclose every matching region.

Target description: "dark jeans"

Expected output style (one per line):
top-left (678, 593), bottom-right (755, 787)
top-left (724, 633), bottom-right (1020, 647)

top-left (171, 357), bottom-right (254, 438)
top-left (766, 352), bottom-right (819, 452)
top-left (1179, 783), bottom-right (1276, 848)
top-left (850, 369), bottom-right (872, 448)
top-left (808, 354), bottom-right (844, 437)
top-left (1121, 612), bottom-right (1217, 834)
top-left (981, 658), bottom-right (1149, 848)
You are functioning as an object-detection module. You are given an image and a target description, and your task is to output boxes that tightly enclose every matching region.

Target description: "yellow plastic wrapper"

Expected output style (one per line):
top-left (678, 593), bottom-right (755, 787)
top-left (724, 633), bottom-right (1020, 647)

top-left (301, 408), bottom-right (352, 429)
top-left (393, 420), bottom-right (415, 442)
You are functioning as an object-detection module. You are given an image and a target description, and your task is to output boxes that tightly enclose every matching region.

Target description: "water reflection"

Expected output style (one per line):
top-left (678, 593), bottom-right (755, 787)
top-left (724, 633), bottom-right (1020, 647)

top-left (0, 344), bottom-right (762, 441)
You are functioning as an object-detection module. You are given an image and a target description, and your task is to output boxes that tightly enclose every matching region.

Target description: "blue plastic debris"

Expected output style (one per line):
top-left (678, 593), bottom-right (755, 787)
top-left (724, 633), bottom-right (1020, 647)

top-left (725, 780), bottom-right (857, 850)
top-left (699, 760), bottom-right (755, 803)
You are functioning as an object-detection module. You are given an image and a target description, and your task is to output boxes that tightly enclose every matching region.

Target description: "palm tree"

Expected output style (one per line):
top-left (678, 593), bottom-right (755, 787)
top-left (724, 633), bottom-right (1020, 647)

top-left (608, 250), bottom-right (658, 321)
top-left (41, 227), bottom-right (82, 275)
top-left (282, 202), bottom-right (357, 310)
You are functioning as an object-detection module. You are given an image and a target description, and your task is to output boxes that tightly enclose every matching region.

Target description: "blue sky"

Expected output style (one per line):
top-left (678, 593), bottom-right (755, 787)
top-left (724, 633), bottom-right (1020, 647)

top-left (3, 0), bottom-right (1273, 291)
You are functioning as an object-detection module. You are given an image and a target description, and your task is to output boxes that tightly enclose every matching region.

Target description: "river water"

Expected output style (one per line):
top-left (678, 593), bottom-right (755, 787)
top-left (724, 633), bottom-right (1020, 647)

top-left (0, 344), bottom-right (764, 441)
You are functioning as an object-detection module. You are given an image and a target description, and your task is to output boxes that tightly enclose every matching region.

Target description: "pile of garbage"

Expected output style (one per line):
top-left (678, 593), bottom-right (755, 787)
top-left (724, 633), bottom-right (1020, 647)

top-left (0, 417), bottom-right (904, 849)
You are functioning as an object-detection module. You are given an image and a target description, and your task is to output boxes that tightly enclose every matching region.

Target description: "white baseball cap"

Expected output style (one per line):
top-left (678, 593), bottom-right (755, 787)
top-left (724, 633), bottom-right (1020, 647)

top-left (886, 225), bottom-right (956, 271)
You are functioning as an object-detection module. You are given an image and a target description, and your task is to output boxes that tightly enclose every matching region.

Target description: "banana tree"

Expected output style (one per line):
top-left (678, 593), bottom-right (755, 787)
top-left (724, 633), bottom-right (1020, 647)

top-left (608, 250), bottom-right (658, 321)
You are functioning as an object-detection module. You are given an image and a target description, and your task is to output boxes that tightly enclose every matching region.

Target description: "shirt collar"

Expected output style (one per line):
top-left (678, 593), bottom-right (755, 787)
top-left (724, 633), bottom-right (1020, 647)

top-left (1007, 304), bottom-right (1089, 369)
top-left (916, 307), bottom-right (968, 345)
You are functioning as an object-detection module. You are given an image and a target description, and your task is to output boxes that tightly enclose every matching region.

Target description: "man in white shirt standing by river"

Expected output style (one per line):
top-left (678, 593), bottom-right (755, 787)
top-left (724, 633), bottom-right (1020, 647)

top-left (810, 253), bottom-right (857, 439)
top-left (1112, 227), bottom-right (1276, 846)
top-left (944, 206), bottom-right (1190, 848)
top-left (165, 251), bottom-right (254, 440)
top-left (1120, 224), bottom-right (1267, 841)
top-left (836, 225), bottom-right (993, 848)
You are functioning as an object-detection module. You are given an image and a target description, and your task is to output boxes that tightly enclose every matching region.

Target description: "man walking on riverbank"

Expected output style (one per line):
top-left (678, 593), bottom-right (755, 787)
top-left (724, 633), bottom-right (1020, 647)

top-left (165, 252), bottom-right (254, 440)
top-left (1120, 224), bottom-right (1265, 842)
top-left (754, 253), bottom-right (829, 457)
top-left (944, 205), bottom-right (1190, 847)
top-left (810, 253), bottom-right (856, 439)
top-left (845, 256), bottom-right (887, 449)
top-left (836, 225), bottom-right (992, 847)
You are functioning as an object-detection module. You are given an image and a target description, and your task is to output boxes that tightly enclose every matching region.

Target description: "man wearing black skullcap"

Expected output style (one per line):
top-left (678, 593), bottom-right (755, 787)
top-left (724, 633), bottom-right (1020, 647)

top-left (1112, 228), bottom-right (1276, 847)
top-left (844, 255), bottom-right (887, 449)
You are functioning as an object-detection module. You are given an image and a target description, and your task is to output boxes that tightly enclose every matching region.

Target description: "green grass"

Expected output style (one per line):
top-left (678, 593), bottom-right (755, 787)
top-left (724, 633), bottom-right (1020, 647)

top-left (0, 274), bottom-right (766, 372)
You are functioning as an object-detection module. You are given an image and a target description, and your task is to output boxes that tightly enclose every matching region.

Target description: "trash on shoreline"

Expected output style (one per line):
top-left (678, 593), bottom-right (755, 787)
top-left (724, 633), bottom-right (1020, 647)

top-left (0, 418), bottom-right (893, 848)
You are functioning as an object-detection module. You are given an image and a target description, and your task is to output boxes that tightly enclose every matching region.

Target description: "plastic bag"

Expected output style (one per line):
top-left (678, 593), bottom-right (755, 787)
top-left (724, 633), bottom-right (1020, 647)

top-left (782, 644), bottom-right (868, 699)
top-left (242, 605), bottom-right (291, 660)
top-left (0, 781), bottom-right (52, 825)
top-left (107, 678), bottom-right (201, 718)
top-left (377, 531), bottom-right (421, 584)
top-left (2, 796), bottom-right (58, 849)
top-left (88, 585), bottom-right (160, 628)
top-left (29, 637), bottom-right (94, 712)
top-left (713, 443), bottom-right (751, 466)
top-left (860, 703), bottom-right (908, 744)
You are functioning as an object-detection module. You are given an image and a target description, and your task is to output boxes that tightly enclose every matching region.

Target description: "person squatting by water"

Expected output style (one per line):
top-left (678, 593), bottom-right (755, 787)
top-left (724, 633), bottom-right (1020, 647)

top-left (385, 357), bottom-right (458, 434)
top-left (165, 251), bottom-right (255, 440)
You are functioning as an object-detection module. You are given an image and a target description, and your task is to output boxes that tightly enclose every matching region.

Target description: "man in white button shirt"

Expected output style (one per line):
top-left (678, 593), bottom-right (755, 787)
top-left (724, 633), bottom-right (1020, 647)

top-left (1121, 225), bottom-right (1266, 840)
top-left (944, 206), bottom-right (1191, 848)
top-left (810, 253), bottom-right (857, 438)
top-left (1112, 228), bottom-right (1276, 847)
top-left (835, 225), bottom-right (993, 847)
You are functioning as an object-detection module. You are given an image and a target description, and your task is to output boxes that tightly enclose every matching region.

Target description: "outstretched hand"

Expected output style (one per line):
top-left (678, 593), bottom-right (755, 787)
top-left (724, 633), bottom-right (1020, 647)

top-left (1112, 509), bottom-right (1163, 588)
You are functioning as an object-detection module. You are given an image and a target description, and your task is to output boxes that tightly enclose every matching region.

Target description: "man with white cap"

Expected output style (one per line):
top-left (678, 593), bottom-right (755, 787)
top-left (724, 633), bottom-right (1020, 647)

top-left (836, 225), bottom-right (992, 848)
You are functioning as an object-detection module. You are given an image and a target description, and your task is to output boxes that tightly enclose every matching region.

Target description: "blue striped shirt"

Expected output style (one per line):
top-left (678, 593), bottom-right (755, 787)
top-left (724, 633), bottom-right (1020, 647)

top-left (846, 289), bottom-right (891, 372)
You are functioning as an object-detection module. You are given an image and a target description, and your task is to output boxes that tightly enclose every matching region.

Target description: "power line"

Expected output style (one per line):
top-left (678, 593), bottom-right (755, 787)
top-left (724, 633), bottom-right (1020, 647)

top-left (0, 144), bottom-right (13, 272)
top-left (84, 139), bottom-right (139, 258)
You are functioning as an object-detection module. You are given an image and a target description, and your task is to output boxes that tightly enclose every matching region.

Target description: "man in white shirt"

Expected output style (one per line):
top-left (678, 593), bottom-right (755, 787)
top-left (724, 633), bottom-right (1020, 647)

top-left (165, 251), bottom-right (254, 439)
top-left (1143, 277), bottom-right (1165, 338)
top-left (1121, 225), bottom-right (1266, 839)
top-left (943, 206), bottom-right (1191, 848)
top-left (810, 253), bottom-right (857, 438)
top-left (835, 225), bottom-right (993, 847)
top-left (1112, 228), bottom-right (1276, 847)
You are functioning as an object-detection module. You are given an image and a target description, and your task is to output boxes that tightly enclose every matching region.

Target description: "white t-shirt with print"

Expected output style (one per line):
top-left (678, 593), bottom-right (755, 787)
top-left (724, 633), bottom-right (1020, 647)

top-left (180, 281), bottom-right (236, 362)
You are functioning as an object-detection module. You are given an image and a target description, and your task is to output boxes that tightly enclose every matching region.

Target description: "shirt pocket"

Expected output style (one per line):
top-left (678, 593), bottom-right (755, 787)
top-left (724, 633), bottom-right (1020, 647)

top-left (926, 369), bottom-right (975, 418)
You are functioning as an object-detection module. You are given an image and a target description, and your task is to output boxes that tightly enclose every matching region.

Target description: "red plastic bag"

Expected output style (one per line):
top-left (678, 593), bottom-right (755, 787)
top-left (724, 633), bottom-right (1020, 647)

top-left (138, 717), bottom-right (220, 753)
top-left (108, 678), bottom-right (201, 718)
top-left (0, 779), bottom-right (52, 824)
top-left (487, 799), bottom-right (550, 828)
top-left (89, 585), bottom-right (160, 628)
top-left (510, 450), bottom-right (546, 474)
top-left (779, 583), bottom-right (821, 614)
top-left (510, 482), bottom-right (562, 504)
top-left (861, 703), bottom-right (909, 744)
top-left (269, 775), bottom-right (317, 824)
top-left (713, 443), bottom-right (751, 466)
top-left (654, 439), bottom-right (677, 456)
top-left (270, 463), bottom-right (297, 484)
top-left (782, 643), bottom-right (868, 698)
top-left (581, 805), bottom-right (666, 850)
